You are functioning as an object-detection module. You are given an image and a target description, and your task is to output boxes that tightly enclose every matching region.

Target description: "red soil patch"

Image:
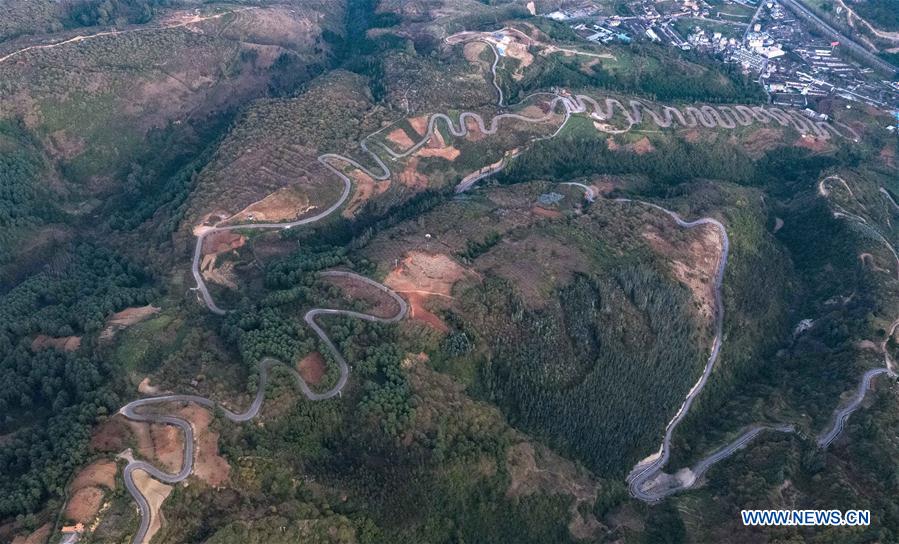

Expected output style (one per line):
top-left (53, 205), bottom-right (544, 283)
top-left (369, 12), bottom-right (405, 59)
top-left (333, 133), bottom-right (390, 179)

top-left (66, 460), bottom-right (116, 524)
top-left (682, 129), bottom-right (702, 143)
top-left (464, 117), bottom-right (486, 141)
top-left (415, 145), bottom-right (461, 160)
top-left (173, 404), bottom-right (230, 487)
top-left (100, 305), bottom-right (161, 341)
top-left (202, 230), bottom-right (246, 255)
top-left (128, 419), bottom-right (182, 473)
top-left (408, 116), bottom-right (429, 137)
top-left (322, 273), bottom-right (401, 318)
top-left (91, 416), bottom-right (132, 453)
top-left (880, 145), bottom-right (896, 168)
top-left (742, 127), bottom-right (784, 156)
top-left (609, 137), bottom-right (654, 154)
top-left (387, 128), bottom-right (415, 149)
top-left (384, 251), bottom-right (468, 332)
top-left (11, 523), bottom-right (51, 544)
top-left (66, 487), bottom-right (104, 524)
top-left (794, 134), bottom-right (831, 152)
top-left (629, 136), bottom-right (655, 155)
top-left (223, 186), bottom-right (314, 224)
top-left (343, 169), bottom-right (390, 218)
top-left (71, 460), bottom-right (116, 490)
top-left (404, 292), bottom-right (449, 332)
top-left (427, 126), bottom-right (447, 149)
top-left (397, 157), bottom-right (429, 190)
top-left (150, 424), bottom-right (184, 471)
top-left (642, 221), bottom-right (724, 322)
top-left (297, 352), bottom-right (327, 386)
top-left (31, 334), bottom-right (81, 352)
top-left (128, 404), bottom-right (229, 486)
top-left (532, 206), bottom-right (562, 219)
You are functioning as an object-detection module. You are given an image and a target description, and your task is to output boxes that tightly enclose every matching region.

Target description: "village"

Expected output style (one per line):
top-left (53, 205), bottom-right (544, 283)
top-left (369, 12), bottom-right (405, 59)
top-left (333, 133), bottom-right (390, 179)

top-left (543, 0), bottom-right (899, 117)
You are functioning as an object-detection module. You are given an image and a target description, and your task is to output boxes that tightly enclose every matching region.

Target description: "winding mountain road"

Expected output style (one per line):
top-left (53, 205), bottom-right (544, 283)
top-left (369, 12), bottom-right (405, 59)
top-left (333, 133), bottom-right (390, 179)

top-left (0, 8), bottom-right (256, 65)
top-left (121, 271), bottom-right (406, 544)
top-left (73, 32), bottom-right (887, 542)
top-left (625, 178), bottom-right (899, 502)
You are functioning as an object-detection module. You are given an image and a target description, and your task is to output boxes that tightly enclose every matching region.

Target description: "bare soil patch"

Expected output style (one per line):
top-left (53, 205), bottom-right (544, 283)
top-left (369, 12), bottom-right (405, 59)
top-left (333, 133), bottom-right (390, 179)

top-left (740, 127), bottom-right (784, 156)
top-left (629, 136), bottom-right (654, 154)
top-left (343, 169), bottom-right (390, 218)
top-left (297, 352), bottom-right (327, 386)
top-left (504, 41), bottom-right (535, 80)
top-left (71, 460), bottom-right (116, 491)
top-left (202, 259), bottom-right (238, 290)
top-left (408, 116), bottom-right (429, 136)
top-left (66, 487), bottom-right (104, 524)
top-left (405, 292), bottom-right (449, 332)
top-left (224, 185), bottom-right (314, 223)
top-left (387, 128), bottom-right (416, 149)
top-left (11, 523), bottom-right (51, 544)
top-left (150, 424), bottom-right (184, 472)
top-left (202, 231), bottom-right (246, 255)
top-left (91, 416), bottom-right (132, 453)
top-left (322, 273), bottom-right (401, 318)
top-left (173, 404), bottom-right (230, 487)
top-left (138, 377), bottom-right (160, 395)
top-left (464, 117), bottom-right (486, 141)
top-left (506, 442), bottom-right (603, 540)
top-left (682, 129), bottom-right (702, 143)
top-left (591, 176), bottom-right (618, 196)
top-left (128, 419), bottom-right (182, 473)
top-left (397, 157), bottom-right (429, 190)
top-left (66, 459), bottom-right (116, 524)
top-left (642, 221), bottom-right (723, 322)
top-left (463, 41), bottom-right (488, 63)
top-left (31, 334), bottom-right (81, 352)
top-left (100, 305), bottom-right (161, 340)
top-left (384, 251), bottom-right (468, 331)
top-left (426, 126), bottom-right (447, 149)
top-left (880, 145), bottom-right (896, 168)
top-left (132, 469), bottom-right (172, 544)
top-left (794, 134), bottom-right (832, 153)
top-left (415, 145), bottom-right (460, 160)
top-left (532, 206), bottom-right (562, 219)
top-left (475, 233), bottom-right (589, 308)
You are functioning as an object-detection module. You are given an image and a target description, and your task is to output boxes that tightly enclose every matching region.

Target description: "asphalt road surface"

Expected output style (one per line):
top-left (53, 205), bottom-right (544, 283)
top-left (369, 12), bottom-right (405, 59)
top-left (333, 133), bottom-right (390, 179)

top-left (67, 35), bottom-right (886, 542)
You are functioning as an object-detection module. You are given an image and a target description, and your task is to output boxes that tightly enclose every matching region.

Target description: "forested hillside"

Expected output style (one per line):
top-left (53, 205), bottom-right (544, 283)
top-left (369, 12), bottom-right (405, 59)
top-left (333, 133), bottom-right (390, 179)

top-left (0, 245), bottom-right (153, 518)
top-left (2, 0), bottom-right (899, 542)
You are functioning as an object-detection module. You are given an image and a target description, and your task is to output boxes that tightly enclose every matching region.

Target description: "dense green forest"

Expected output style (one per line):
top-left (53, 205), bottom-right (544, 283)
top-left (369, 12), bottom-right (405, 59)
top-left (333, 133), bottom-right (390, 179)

top-left (0, 120), bottom-right (56, 264)
top-left (62, 0), bottom-right (170, 28)
top-left (494, 129), bottom-right (853, 193)
top-left (0, 245), bottom-right (153, 517)
top-left (464, 268), bottom-right (704, 476)
top-left (852, 0), bottom-right (899, 31)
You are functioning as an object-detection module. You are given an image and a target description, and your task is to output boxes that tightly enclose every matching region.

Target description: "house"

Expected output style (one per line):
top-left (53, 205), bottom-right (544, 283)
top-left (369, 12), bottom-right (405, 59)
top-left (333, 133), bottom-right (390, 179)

top-left (62, 523), bottom-right (85, 534)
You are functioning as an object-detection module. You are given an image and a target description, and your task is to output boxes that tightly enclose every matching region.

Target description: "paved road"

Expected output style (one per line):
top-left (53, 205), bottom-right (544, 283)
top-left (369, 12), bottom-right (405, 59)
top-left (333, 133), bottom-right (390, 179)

top-left (78, 37), bottom-right (883, 541)
top-left (625, 178), bottom-right (899, 502)
top-left (120, 271), bottom-right (405, 544)
top-left (0, 8), bottom-right (256, 65)
top-left (816, 368), bottom-right (893, 448)
top-left (616, 199), bottom-right (732, 503)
